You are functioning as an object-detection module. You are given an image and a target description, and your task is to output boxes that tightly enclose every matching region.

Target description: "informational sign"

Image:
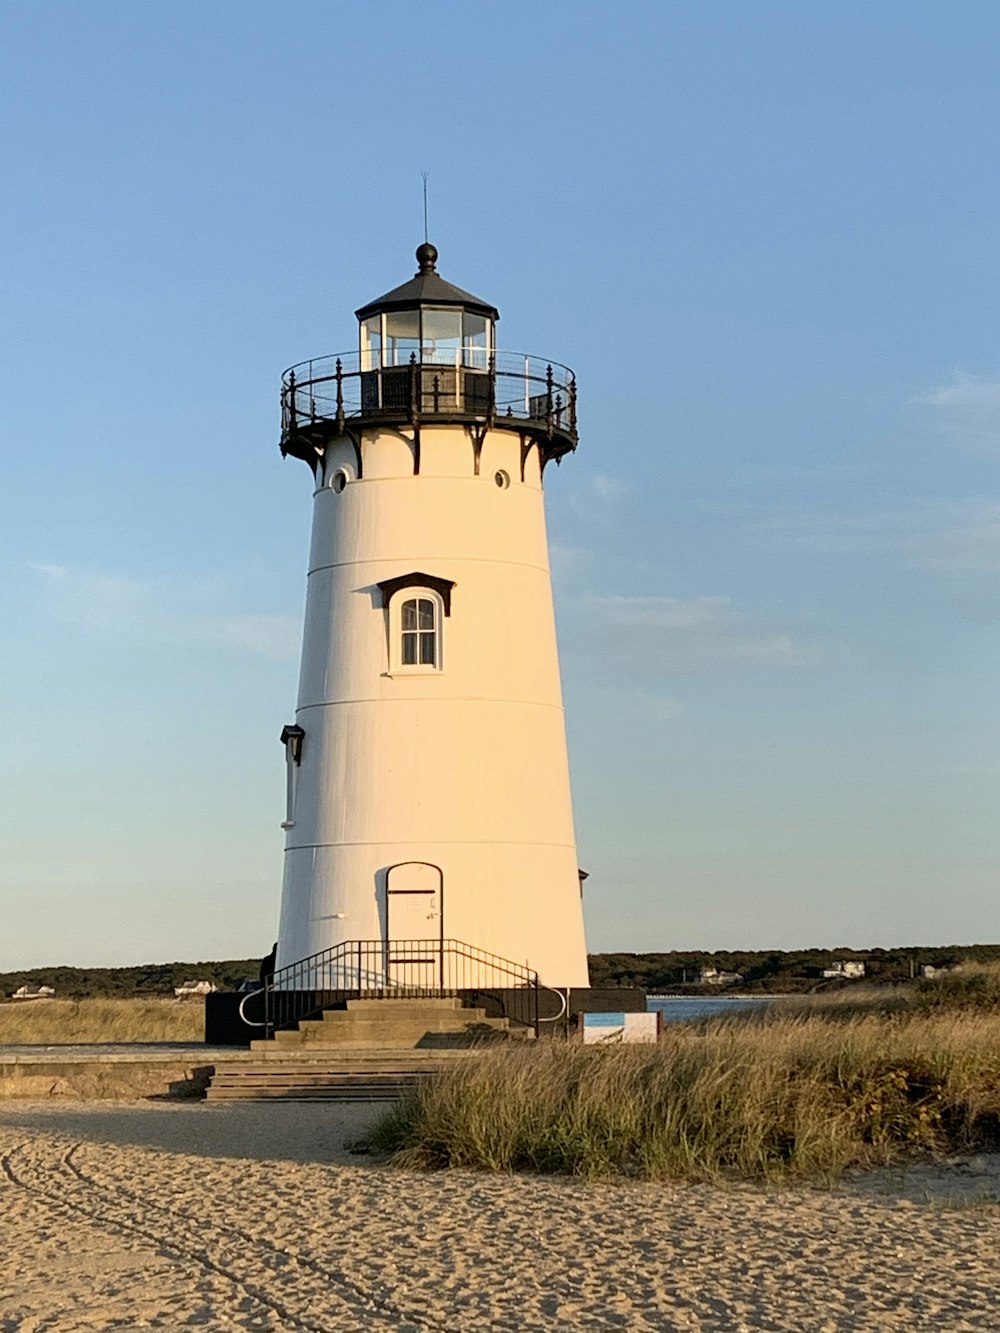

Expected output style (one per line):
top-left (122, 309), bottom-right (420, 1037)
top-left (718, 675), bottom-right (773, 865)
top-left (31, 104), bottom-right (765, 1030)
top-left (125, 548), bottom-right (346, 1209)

top-left (580, 1011), bottom-right (661, 1044)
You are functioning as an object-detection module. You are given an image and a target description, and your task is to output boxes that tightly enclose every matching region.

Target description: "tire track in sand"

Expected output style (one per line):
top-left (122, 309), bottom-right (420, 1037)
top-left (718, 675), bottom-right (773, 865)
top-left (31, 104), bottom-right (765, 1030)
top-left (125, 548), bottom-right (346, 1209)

top-left (1, 1136), bottom-right (413, 1332)
top-left (61, 1140), bottom-right (434, 1330)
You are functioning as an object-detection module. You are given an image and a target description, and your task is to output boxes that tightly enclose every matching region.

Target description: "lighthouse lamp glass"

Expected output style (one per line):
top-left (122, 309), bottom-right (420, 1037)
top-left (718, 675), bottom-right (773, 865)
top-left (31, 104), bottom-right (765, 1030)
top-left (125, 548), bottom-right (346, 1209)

top-left (359, 310), bottom-right (493, 372)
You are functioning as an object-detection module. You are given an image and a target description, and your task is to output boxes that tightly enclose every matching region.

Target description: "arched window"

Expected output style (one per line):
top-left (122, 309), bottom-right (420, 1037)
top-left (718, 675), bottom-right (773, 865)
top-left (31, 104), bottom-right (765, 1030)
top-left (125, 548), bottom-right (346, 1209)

top-left (377, 572), bottom-right (454, 675)
top-left (401, 595), bottom-right (438, 666)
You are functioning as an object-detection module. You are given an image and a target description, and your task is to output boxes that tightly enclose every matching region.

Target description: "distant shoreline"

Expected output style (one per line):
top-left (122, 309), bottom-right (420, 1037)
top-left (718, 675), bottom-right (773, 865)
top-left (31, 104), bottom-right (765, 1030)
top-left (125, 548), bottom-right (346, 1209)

top-left (647, 992), bottom-right (789, 1000)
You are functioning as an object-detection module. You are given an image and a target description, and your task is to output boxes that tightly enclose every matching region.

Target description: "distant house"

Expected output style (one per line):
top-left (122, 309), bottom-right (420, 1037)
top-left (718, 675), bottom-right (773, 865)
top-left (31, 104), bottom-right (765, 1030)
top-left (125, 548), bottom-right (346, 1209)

top-left (699, 966), bottom-right (743, 987)
top-left (11, 983), bottom-right (55, 1001)
top-left (822, 961), bottom-right (865, 980)
top-left (173, 979), bottom-right (217, 998)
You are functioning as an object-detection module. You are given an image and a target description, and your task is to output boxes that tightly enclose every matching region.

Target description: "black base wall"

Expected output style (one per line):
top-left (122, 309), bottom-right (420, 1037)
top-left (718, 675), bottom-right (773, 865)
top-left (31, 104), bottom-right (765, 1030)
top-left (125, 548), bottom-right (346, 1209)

top-left (205, 991), bottom-right (263, 1046)
top-left (204, 986), bottom-right (648, 1047)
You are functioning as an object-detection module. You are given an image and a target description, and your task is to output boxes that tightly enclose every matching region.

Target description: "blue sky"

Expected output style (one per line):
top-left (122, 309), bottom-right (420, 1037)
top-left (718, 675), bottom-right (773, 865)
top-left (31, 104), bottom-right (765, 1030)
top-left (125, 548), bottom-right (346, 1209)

top-left (2, 1), bottom-right (998, 967)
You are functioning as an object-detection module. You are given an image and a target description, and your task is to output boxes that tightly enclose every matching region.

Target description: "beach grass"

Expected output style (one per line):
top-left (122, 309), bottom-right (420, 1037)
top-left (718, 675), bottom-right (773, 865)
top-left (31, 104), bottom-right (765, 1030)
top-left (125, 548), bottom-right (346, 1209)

top-left (0, 998), bottom-right (205, 1045)
top-left (757, 962), bottom-right (1000, 1022)
top-left (366, 975), bottom-right (1000, 1182)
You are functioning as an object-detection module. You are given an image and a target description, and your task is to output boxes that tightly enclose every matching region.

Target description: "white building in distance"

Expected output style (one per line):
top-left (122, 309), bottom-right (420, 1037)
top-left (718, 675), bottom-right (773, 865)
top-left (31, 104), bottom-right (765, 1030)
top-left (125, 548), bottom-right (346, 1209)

top-left (174, 980), bottom-right (217, 998)
top-left (10, 984), bottom-right (55, 1001)
top-left (822, 961), bottom-right (866, 980)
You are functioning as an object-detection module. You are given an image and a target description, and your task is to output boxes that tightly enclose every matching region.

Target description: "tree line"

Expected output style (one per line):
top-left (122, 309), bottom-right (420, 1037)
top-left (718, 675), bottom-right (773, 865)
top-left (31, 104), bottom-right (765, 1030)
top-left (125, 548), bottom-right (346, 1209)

top-left (3, 944), bottom-right (1000, 998)
top-left (0, 959), bottom-right (261, 1000)
top-left (589, 945), bottom-right (1000, 993)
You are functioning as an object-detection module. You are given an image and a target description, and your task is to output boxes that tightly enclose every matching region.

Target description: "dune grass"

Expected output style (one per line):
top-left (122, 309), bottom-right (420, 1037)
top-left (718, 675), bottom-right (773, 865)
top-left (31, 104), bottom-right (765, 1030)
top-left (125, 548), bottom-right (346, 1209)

top-left (756, 962), bottom-right (1000, 1023)
top-left (366, 977), bottom-right (1000, 1182)
top-left (0, 998), bottom-right (205, 1045)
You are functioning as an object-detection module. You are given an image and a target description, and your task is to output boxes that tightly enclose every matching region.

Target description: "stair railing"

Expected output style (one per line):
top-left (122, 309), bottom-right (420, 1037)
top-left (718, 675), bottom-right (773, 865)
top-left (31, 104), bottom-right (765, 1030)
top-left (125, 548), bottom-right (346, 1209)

top-left (239, 938), bottom-right (546, 1039)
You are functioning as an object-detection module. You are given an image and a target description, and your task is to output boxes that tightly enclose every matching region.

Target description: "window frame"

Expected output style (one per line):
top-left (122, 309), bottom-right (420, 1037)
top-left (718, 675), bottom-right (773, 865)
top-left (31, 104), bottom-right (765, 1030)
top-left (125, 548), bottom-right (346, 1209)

top-left (390, 587), bottom-right (445, 673)
top-left (377, 572), bottom-right (455, 677)
top-left (399, 594), bottom-right (440, 668)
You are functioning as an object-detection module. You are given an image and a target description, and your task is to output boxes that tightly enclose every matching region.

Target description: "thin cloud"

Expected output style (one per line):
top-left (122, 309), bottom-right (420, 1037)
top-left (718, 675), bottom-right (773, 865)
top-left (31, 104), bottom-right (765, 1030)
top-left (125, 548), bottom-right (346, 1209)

top-left (214, 614), bottom-right (302, 660)
top-left (581, 594), bottom-right (807, 673)
top-left (749, 498), bottom-right (1000, 575)
top-left (548, 542), bottom-right (588, 589)
top-left (562, 471), bottom-right (632, 524)
top-left (591, 473), bottom-right (631, 502)
top-left (917, 373), bottom-right (1000, 458)
top-left (648, 696), bottom-right (687, 722)
top-left (30, 563), bottom-right (301, 661)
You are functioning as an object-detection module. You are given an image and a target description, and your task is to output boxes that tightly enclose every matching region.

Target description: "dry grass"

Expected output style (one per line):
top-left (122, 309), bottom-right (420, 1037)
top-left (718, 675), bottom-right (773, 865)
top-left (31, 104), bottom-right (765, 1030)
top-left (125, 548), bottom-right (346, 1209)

top-left (367, 992), bottom-right (1000, 1183)
top-left (759, 963), bottom-right (1000, 1023)
top-left (0, 998), bottom-right (205, 1045)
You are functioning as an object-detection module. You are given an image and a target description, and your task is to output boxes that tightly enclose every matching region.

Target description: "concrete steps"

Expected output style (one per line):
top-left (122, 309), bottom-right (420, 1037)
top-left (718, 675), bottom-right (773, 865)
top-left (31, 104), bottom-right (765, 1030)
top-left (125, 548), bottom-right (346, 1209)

top-left (205, 1050), bottom-right (473, 1102)
top-left (251, 997), bottom-right (529, 1054)
top-left (204, 998), bottom-right (528, 1101)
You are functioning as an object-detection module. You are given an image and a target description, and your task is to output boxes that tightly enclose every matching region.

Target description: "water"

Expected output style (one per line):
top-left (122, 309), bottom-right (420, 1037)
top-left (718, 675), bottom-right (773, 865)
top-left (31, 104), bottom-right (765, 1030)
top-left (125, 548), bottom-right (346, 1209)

top-left (647, 995), bottom-right (778, 1024)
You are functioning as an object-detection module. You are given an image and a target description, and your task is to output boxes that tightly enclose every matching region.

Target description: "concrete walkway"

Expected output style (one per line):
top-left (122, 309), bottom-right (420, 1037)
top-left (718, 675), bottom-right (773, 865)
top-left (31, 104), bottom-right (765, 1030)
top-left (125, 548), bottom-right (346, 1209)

top-left (0, 1042), bottom-right (251, 1064)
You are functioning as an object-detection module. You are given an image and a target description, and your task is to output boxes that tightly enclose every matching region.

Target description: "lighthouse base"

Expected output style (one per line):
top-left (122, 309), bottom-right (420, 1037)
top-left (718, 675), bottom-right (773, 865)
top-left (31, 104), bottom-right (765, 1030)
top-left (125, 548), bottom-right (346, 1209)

top-left (205, 987), bottom-right (647, 1046)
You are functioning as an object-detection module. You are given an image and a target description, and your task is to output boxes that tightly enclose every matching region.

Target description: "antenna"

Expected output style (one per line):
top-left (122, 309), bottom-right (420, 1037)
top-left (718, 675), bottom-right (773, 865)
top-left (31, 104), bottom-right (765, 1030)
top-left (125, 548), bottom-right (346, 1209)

top-left (421, 171), bottom-right (429, 242)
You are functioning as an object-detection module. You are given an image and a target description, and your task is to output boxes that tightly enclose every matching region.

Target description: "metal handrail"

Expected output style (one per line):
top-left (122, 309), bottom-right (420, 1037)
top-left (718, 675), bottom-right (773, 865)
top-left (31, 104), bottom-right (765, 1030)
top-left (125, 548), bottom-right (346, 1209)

top-left (279, 348), bottom-right (578, 459)
top-left (538, 986), bottom-right (569, 1027)
top-left (244, 938), bottom-right (544, 1039)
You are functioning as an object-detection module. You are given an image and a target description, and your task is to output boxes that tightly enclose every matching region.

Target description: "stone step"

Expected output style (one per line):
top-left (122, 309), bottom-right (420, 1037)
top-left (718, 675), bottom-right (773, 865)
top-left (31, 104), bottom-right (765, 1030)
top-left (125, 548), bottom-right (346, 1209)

top-left (246, 996), bottom-right (532, 1055)
top-left (317, 1005), bottom-right (492, 1025)
top-left (204, 1054), bottom-right (447, 1102)
top-left (205, 1084), bottom-right (409, 1102)
top-left (211, 1065), bottom-right (428, 1079)
top-left (268, 1034), bottom-right (478, 1052)
top-left (224, 1061), bottom-right (452, 1074)
top-left (242, 1047), bottom-right (478, 1062)
top-left (343, 997), bottom-right (468, 1013)
top-left (210, 1075), bottom-right (420, 1089)
top-left (269, 1024), bottom-right (513, 1051)
top-left (301, 1019), bottom-right (506, 1040)
top-left (307, 1019), bottom-right (500, 1036)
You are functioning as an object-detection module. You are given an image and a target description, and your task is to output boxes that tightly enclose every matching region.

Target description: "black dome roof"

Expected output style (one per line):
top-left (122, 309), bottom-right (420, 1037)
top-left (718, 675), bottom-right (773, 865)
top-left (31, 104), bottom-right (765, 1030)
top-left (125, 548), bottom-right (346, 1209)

top-left (355, 244), bottom-right (499, 322)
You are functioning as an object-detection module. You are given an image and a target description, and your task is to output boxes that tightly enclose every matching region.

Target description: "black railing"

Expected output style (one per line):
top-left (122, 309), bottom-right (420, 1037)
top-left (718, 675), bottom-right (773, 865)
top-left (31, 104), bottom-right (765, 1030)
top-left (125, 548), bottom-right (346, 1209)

top-left (239, 938), bottom-right (546, 1039)
top-left (280, 349), bottom-right (577, 461)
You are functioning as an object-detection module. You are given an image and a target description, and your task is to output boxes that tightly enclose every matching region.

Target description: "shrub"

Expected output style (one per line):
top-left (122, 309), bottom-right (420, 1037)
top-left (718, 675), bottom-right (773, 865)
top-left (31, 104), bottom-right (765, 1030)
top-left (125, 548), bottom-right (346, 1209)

top-left (364, 1007), bottom-right (1000, 1182)
top-left (915, 963), bottom-right (1000, 1011)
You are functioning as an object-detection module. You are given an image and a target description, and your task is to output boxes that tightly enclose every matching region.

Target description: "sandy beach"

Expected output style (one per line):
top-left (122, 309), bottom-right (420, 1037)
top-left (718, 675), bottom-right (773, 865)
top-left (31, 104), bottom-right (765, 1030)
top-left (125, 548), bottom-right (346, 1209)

top-left (0, 1101), bottom-right (998, 1332)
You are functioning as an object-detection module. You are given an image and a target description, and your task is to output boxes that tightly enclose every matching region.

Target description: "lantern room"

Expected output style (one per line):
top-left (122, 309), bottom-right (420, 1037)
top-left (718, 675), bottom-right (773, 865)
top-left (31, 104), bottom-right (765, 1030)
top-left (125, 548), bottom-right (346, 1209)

top-left (355, 242), bottom-right (497, 416)
top-left (357, 241), bottom-right (497, 372)
top-left (279, 243), bottom-right (578, 468)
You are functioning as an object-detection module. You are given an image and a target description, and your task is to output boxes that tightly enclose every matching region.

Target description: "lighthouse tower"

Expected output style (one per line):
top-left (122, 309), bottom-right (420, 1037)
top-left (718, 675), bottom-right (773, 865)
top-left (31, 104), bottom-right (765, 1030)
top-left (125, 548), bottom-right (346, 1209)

top-left (275, 243), bottom-right (589, 990)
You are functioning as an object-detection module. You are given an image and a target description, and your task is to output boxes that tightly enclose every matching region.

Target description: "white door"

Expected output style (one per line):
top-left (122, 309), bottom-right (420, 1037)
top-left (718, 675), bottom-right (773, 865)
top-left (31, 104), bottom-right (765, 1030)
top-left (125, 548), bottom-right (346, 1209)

top-left (386, 862), bottom-right (443, 989)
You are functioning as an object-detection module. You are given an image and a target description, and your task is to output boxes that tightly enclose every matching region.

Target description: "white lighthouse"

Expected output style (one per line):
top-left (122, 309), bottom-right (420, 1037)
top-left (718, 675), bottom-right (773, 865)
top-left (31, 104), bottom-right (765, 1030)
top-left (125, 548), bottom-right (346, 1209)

top-left (274, 243), bottom-right (589, 992)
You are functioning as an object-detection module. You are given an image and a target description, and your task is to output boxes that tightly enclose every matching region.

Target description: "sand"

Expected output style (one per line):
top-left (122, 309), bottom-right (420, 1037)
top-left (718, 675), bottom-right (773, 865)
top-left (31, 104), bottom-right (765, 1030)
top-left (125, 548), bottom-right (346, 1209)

top-left (1, 1102), bottom-right (998, 1332)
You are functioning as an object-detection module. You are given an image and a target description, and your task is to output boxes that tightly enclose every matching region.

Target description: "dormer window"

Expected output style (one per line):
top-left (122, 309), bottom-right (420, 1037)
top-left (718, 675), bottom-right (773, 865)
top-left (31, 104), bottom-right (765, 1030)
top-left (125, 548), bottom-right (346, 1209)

top-left (377, 572), bottom-right (455, 675)
top-left (388, 588), bottom-right (445, 672)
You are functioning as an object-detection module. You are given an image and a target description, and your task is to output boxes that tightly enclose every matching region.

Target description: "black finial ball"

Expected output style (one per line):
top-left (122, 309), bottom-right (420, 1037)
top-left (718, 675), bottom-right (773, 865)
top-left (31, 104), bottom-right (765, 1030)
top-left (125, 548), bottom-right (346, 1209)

top-left (416, 242), bottom-right (438, 273)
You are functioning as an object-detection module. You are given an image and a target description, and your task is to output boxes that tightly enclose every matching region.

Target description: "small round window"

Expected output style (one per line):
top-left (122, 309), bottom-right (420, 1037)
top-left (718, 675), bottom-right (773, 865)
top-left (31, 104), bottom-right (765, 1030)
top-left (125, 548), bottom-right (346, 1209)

top-left (494, 469), bottom-right (510, 489)
top-left (331, 469), bottom-right (349, 494)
